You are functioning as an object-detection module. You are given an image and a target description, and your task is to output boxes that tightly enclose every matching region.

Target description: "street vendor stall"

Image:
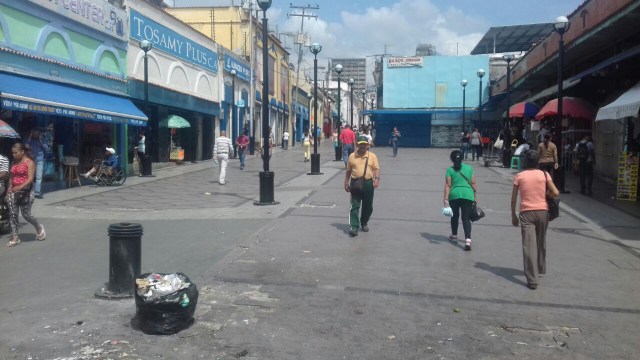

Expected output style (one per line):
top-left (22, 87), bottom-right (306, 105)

top-left (160, 115), bottom-right (191, 162)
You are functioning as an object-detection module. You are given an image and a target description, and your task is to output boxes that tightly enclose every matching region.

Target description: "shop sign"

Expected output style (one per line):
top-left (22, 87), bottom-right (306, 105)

top-left (28, 0), bottom-right (127, 40)
top-left (224, 54), bottom-right (250, 82)
top-left (130, 9), bottom-right (219, 74)
top-left (2, 98), bottom-right (145, 126)
top-left (617, 152), bottom-right (639, 201)
top-left (387, 57), bottom-right (423, 68)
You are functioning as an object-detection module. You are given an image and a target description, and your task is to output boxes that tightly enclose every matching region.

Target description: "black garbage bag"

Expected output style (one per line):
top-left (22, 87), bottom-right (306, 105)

top-left (134, 272), bottom-right (199, 335)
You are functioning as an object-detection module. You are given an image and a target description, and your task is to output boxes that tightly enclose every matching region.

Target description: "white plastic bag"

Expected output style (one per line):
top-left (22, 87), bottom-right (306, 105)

top-left (441, 207), bottom-right (453, 217)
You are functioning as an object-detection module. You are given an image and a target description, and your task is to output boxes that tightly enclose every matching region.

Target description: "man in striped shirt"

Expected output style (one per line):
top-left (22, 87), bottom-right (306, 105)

top-left (213, 131), bottom-right (234, 185)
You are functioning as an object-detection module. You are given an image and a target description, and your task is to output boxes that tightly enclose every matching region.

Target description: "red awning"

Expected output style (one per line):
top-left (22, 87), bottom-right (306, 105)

top-left (509, 101), bottom-right (540, 118)
top-left (534, 97), bottom-right (597, 121)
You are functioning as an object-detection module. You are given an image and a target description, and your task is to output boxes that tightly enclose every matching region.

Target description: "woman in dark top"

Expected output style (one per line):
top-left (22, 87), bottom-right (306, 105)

top-left (460, 130), bottom-right (470, 160)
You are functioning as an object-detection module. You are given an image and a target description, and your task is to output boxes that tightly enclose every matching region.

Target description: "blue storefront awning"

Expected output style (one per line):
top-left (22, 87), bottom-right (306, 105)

top-left (0, 73), bottom-right (148, 126)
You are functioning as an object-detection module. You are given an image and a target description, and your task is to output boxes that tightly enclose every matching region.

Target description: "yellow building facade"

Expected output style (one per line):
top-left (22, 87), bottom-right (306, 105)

top-left (167, 6), bottom-right (293, 146)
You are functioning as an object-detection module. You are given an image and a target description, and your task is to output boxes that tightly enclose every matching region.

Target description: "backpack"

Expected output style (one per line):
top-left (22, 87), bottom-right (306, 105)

top-left (576, 142), bottom-right (589, 161)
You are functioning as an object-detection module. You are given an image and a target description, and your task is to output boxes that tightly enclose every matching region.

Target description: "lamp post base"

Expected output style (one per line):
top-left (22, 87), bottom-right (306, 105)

top-left (308, 154), bottom-right (323, 175)
top-left (334, 146), bottom-right (342, 161)
top-left (255, 171), bottom-right (279, 205)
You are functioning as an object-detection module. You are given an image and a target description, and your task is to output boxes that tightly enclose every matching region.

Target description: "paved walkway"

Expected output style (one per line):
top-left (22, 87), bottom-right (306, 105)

top-left (1, 143), bottom-right (638, 359)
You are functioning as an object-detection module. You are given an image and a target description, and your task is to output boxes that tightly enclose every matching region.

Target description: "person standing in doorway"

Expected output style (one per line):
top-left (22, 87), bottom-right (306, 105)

top-left (537, 134), bottom-right (558, 179)
top-left (574, 134), bottom-right (595, 195)
top-left (213, 131), bottom-right (234, 185)
top-left (340, 125), bottom-right (356, 168)
top-left (443, 150), bottom-right (476, 251)
top-left (235, 131), bottom-right (249, 170)
top-left (390, 127), bottom-right (401, 157)
top-left (470, 127), bottom-right (482, 161)
top-left (511, 150), bottom-right (560, 289)
top-left (282, 130), bottom-right (289, 150)
top-left (5, 143), bottom-right (45, 247)
top-left (24, 129), bottom-right (48, 199)
top-left (344, 136), bottom-right (380, 237)
top-left (134, 130), bottom-right (146, 176)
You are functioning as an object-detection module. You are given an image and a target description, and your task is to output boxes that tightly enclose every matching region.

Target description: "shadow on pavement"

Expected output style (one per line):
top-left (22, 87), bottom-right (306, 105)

top-left (474, 261), bottom-right (527, 287)
top-left (421, 232), bottom-right (464, 250)
top-left (330, 222), bottom-right (351, 235)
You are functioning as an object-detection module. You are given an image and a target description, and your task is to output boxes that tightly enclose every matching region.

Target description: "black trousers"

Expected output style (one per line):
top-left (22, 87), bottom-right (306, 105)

top-left (449, 198), bottom-right (473, 239)
top-left (579, 162), bottom-right (594, 193)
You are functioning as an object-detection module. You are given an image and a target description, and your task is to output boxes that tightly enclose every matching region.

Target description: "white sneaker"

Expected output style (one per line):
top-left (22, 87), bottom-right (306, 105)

top-left (464, 239), bottom-right (472, 251)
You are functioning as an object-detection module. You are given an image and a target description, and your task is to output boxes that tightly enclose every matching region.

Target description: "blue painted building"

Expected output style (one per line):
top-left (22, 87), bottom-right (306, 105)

top-left (366, 55), bottom-right (492, 147)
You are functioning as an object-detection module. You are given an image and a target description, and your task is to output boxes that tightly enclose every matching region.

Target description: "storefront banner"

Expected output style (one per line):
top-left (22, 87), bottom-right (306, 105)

top-left (387, 57), bottom-right (424, 68)
top-left (28, 0), bottom-right (127, 41)
top-left (617, 152), bottom-right (639, 201)
top-left (2, 98), bottom-right (146, 126)
top-left (224, 54), bottom-right (250, 82)
top-left (130, 9), bottom-right (219, 74)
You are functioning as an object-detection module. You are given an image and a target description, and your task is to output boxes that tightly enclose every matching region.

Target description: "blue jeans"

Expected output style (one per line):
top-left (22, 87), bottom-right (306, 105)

top-left (392, 140), bottom-right (399, 156)
top-left (461, 143), bottom-right (469, 159)
top-left (238, 149), bottom-right (246, 168)
top-left (342, 143), bottom-right (354, 166)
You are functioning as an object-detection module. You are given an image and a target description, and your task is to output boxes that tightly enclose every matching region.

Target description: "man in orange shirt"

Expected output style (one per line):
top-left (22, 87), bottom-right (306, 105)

top-left (339, 125), bottom-right (356, 168)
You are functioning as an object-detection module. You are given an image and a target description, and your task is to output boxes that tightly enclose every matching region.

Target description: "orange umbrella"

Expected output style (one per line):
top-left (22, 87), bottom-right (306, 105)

top-left (534, 97), bottom-right (596, 121)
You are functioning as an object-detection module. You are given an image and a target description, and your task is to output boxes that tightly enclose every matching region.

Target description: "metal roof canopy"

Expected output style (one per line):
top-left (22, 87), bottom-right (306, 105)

top-left (471, 23), bottom-right (554, 55)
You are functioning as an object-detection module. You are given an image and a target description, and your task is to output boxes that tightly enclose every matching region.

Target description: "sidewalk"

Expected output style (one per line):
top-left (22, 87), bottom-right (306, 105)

top-left (1, 146), bottom-right (638, 360)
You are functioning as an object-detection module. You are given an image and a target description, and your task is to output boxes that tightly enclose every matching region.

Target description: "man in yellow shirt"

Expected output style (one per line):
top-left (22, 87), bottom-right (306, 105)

top-left (344, 136), bottom-right (380, 237)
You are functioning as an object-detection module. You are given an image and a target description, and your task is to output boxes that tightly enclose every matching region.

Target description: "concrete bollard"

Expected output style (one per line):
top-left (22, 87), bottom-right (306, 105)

top-left (95, 223), bottom-right (143, 300)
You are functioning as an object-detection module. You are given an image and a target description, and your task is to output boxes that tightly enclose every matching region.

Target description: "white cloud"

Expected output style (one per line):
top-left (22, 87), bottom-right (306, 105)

top-left (275, 0), bottom-right (486, 65)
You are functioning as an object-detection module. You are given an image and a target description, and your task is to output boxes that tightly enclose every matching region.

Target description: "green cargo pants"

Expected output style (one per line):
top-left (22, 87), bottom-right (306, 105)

top-left (349, 179), bottom-right (374, 232)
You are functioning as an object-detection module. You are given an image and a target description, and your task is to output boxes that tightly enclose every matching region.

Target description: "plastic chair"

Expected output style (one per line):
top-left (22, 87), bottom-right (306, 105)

top-left (510, 156), bottom-right (521, 170)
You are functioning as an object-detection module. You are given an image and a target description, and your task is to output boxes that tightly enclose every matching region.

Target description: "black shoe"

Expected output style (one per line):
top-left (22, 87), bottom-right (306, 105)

top-left (361, 224), bottom-right (369, 232)
top-left (35, 194), bottom-right (43, 199)
top-left (527, 283), bottom-right (538, 290)
top-left (349, 229), bottom-right (358, 237)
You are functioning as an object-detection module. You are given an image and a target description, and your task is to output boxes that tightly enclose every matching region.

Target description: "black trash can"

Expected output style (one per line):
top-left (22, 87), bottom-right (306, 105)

top-left (140, 155), bottom-right (152, 176)
top-left (95, 223), bottom-right (143, 299)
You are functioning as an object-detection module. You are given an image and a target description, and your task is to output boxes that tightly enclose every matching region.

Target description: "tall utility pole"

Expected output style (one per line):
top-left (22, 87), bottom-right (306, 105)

top-left (288, 3), bottom-right (318, 146)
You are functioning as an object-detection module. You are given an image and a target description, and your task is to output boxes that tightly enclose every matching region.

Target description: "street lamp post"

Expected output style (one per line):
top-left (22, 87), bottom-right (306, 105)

top-left (361, 89), bottom-right (366, 129)
top-left (554, 15), bottom-right (571, 193)
top-left (255, 0), bottom-right (278, 205)
top-left (461, 79), bottom-right (468, 132)
top-left (349, 79), bottom-right (354, 128)
top-left (308, 43), bottom-right (323, 175)
top-left (140, 40), bottom-right (153, 177)
top-left (503, 54), bottom-right (515, 168)
top-left (230, 69), bottom-right (237, 158)
top-left (476, 69), bottom-right (485, 128)
top-left (334, 64), bottom-right (343, 161)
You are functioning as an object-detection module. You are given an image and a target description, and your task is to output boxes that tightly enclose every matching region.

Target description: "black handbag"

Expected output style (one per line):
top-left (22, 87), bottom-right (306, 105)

top-left (544, 171), bottom-right (560, 221)
top-left (470, 202), bottom-right (485, 222)
top-left (456, 170), bottom-right (483, 222)
top-left (349, 157), bottom-right (368, 196)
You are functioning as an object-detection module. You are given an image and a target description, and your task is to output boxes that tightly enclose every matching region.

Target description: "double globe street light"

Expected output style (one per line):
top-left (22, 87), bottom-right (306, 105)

top-left (348, 78), bottom-right (355, 128)
top-left (139, 39), bottom-right (153, 177)
top-left (554, 15), bottom-right (571, 193)
top-left (476, 68), bottom-right (485, 127)
top-left (308, 42), bottom-right (323, 175)
top-left (255, 0), bottom-right (278, 205)
top-left (502, 54), bottom-right (515, 168)
top-left (461, 79), bottom-right (468, 132)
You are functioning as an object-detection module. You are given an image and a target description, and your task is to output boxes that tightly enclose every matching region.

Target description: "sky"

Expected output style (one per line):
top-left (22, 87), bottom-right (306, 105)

top-left (170, 0), bottom-right (586, 76)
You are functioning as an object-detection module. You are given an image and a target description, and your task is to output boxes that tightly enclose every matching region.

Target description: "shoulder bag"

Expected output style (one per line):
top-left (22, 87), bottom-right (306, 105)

top-left (457, 170), bottom-right (485, 222)
top-left (493, 133), bottom-right (504, 149)
top-left (349, 156), bottom-right (369, 196)
top-left (543, 171), bottom-right (560, 221)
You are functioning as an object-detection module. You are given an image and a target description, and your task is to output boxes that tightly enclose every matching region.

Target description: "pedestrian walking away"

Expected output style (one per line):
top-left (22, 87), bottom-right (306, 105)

top-left (213, 131), bottom-right (234, 185)
top-left (236, 131), bottom-right (249, 170)
top-left (470, 127), bottom-right (482, 161)
top-left (344, 136), bottom-right (380, 237)
top-left (460, 130), bottom-right (470, 160)
top-left (5, 142), bottom-right (45, 247)
top-left (537, 133), bottom-right (558, 179)
top-left (390, 127), bottom-right (401, 157)
top-left (511, 150), bottom-right (560, 290)
top-left (282, 130), bottom-right (289, 150)
top-left (302, 129), bottom-right (312, 162)
top-left (443, 150), bottom-right (476, 251)
top-left (574, 134), bottom-right (595, 195)
top-left (24, 128), bottom-right (48, 199)
top-left (339, 125), bottom-right (356, 167)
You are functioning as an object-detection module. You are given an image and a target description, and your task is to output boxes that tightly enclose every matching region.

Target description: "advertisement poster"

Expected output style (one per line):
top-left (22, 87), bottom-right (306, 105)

top-left (617, 152), bottom-right (639, 201)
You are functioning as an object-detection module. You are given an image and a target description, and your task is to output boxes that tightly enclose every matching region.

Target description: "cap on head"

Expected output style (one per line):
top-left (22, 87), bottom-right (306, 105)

top-left (357, 136), bottom-right (369, 145)
top-left (106, 147), bottom-right (116, 154)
